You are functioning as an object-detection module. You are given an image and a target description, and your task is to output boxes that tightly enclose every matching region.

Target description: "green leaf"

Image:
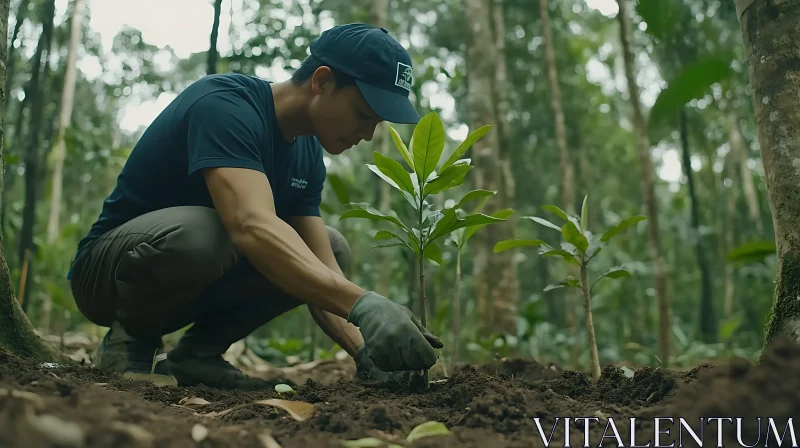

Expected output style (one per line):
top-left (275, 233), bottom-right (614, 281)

top-left (411, 112), bottom-right (446, 184)
top-left (464, 208), bottom-right (514, 245)
top-left (454, 189), bottom-right (496, 210)
top-left (274, 384), bottom-right (296, 394)
top-left (423, 241), bottom-right (444, 265)
top-left (327, 173), bottom-right (350, 205)
top-left (339, 203), bottom-right (412, 234)
top-left (540, 249), bottom-right (580, 266)
top-left (432, 212), bottom-right (505, 242)
top-left (423, 164), bottom-right (472, 196)
top-left (524, 216), bottom-right (561, 232)
top-left (591, 266), bottom-right (632, 293)
top-left (601, 215), bottom-right (647, 243)
top-left (726, 240), bottom-right (776, 264)
top-left (387, 125), bottom-right (414, 170)
top-left (406, 421), bottom-right (451, 442)
top-left (439, 125), bottom-right (492, 172)
top-left (494, 239), bottom-right (545, 253)
top-left (580, 195), bottom-right (589, 232)
top-left (649, 58), bottom-right (732, 129)
top-left (543, 277), bottom-right (581, 292)
top-left (372, 151), bottom-right (416, 197)
top-left (635, 0), bottom-right (679, 42)
top-left (339, 437), bottom-right (386, 447)
top-left (561, 222), bottom-right (589, 254)
top-left (541, 205), bottom-right (570, 222)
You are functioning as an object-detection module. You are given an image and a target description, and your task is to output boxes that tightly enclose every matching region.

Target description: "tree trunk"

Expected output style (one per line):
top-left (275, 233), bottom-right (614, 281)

top-left (679, 109), bottom-right (715, 342)
top-left (466, 0), bottom-right (518, 337)
top-left (3, 0), bottom-right (29, 114)
top-left (0, 0), bottom-right (61, 361)
top-left (46, 0), bottom-right (84, 244)
top-left (540, 0), bottom-right (580, 366)
top-left (18, 0), bottom-right (56, 311)
top-left (726, 105), bottom-right (763, 234)
top-left (207, 0), bottom-right (223, 75)
top-left (735, 0), bottom-right (800, 346)
top-left (370, 0), bottom-right (392, 298)
top-left (616, 0), bottom-right (671, 365)
top-left (724, 156), bottom-right (736, 321)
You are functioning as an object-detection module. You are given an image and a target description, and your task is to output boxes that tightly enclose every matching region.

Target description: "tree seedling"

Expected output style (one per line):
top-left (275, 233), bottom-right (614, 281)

top-left (494, 195), bottom-right (646, 380)
top-left (340, 111), bottom-right (507, 387)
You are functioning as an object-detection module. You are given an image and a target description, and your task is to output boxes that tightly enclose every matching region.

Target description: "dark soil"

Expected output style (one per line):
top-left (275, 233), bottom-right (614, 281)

top-left (1, 337), bottom-right (799, 447)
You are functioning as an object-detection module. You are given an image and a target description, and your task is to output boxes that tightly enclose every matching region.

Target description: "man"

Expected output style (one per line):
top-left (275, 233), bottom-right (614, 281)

top-left (68, 23), bottom-right (442, 389)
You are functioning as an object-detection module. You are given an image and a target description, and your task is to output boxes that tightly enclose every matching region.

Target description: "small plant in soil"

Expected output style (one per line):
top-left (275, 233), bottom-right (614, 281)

top-left (340, 111), bottom-right (507, 387)
top-left (494, 195), bottom-right (646, 380)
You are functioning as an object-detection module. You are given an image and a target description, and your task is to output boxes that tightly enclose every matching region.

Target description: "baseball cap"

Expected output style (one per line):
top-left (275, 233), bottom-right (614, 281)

top-left (309, 23), bottom-right (420, 124)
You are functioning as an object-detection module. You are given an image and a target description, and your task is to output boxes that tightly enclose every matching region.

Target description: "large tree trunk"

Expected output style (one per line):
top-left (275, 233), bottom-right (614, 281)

top-left (18, 0), bottom-right (56, 311)
top-left (466, 0), bottom-right (518, 338)
top-left (207, 0), bottom-right (223, 75)
top-left (540, 0), bottom-right (581, 366)
top-left (735, 0), bottom-right (800, 346)
top-left (370, 0), bottom-right (392, 298)
top-left (0, 0), bottom-right (61, 361)
top-left (46, 0), bottom-right (84, 244)
top-left (679, 109), bottom-right (715, 342)
top-left (726, 105), bottom-right (763, 234)
top-left (616, 0), bottom-right (671, 365)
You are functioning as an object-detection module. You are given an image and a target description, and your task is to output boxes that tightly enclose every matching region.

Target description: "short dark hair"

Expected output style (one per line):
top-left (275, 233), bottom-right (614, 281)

top-left (291, 55), bottom-right (357, 89)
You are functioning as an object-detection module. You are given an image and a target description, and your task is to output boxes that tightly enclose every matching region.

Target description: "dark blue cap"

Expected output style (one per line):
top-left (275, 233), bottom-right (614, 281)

top-left (310, 23), bottom-right (419, 124)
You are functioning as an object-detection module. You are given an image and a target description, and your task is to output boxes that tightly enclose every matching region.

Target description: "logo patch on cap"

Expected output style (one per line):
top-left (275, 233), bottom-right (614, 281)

top-left (395, 62), bottom-right (413, 92)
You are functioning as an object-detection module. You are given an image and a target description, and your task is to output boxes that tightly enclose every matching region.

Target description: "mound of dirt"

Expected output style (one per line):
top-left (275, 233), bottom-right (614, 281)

top-left (1, 338), bottom-right (798, 447)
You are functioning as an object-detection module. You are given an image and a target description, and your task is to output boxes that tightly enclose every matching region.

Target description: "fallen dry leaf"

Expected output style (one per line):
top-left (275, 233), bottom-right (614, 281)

top-left (191, 424), bottom-right (209, 442)
top-left (258, 431), bottom-right (283, 448)
top-left (254, 399), bottom-right (315, 421)
top-left (179, 397), bottom-right (210, 407)
top-left (26, 412), bottom-right (86, 447)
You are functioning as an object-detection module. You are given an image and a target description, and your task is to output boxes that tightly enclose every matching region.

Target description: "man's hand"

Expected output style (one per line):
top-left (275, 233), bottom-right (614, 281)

top-left (354, 345), bottom-right (408, 383)
top-left (346, 291), bottom-right (443, 372)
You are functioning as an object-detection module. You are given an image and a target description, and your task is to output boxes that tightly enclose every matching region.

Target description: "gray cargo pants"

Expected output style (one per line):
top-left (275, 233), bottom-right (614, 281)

top-left (69, 206), bottom-right (351, 354)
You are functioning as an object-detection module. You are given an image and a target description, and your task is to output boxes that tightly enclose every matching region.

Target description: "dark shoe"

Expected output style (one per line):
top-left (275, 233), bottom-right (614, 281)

top-left (95, 321), bottom-right (177, 387)
top-left (166, 343), bottom-right (280, 390)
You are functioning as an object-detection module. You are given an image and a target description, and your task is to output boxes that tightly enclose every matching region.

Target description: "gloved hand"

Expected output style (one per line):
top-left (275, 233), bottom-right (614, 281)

top-left (354, 345), bottom-right (408, 383)
top-left (347, 291), bottom-right (443, 372)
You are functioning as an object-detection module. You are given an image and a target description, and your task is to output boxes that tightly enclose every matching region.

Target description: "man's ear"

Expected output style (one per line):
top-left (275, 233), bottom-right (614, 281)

top-left (311, 66), bottom-right (336, 95)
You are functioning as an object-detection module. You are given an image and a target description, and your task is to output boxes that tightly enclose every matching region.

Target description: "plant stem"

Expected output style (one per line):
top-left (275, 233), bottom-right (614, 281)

top-left (419, 247), bottom-right (429, 386)
top-left (581, 262), bottom-right (601, 380)
top-left (453, 248), bottom-right (461, 363)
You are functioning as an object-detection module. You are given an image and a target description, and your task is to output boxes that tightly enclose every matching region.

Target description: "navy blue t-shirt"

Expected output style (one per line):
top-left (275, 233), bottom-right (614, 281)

top-left (68, 73), bottom-right (326, 279)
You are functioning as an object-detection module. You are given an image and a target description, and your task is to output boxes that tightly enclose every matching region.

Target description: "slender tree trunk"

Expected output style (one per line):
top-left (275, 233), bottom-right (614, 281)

top-left (207, 0), bottom-right (223, 75)
top-left (616, 0), bottom-right (671, 365)
top-left (540, 0), bottom-right (580, 366)
top-left (18, 0), bottom-right (56, 311)
top-left (679, 109), bottom-right (715, 342)
top-left (0, 0), bottom-right (61, 361)
top-left (3, 0), bottom-right (29, 114)
top-left (46, 0), bottom-right (84, 244)
top-left (724, 160), bottom-right (736, 320)
top-left (735, 0), bottom-right (800, 346)
top-left (491, 0), bottom-right (520, 345)
top-left (726, 105), bottom-right (763, 234)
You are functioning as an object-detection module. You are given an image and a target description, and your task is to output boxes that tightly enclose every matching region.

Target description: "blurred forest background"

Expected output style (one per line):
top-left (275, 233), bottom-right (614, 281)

top-left (1, 0), bottom-right (777, 373)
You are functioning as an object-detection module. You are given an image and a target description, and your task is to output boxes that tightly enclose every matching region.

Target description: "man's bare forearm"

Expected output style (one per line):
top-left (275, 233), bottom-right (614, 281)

top-left (309, 306), bottom-right (364, 355)
top-left (230, 215), bottom-right (365, 318)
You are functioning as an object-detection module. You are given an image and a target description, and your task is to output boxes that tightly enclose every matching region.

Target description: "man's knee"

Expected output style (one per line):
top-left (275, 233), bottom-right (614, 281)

top-left (326, 226), bottom-right (351, 276)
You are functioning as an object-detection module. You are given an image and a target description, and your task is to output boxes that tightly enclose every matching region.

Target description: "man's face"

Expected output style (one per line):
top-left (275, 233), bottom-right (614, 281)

top-left (308, 67), bottom-right (383, 155)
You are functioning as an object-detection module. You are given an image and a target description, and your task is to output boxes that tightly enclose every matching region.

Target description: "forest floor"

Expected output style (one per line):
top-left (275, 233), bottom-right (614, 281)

top-left (1, 335), bottom-right (799, 448)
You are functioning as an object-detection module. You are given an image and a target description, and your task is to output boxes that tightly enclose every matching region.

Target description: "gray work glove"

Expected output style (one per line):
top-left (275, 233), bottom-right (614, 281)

top-left (354, 345), bottom-right (407, 383)
top-left (347, 291), bottom-right (443, 372)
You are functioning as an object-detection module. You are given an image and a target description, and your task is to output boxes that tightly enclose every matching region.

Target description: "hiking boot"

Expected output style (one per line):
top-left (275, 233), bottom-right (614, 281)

top-left (95, 321), bottom-right (177, 387)
top-left (166, 342), bottom-right (278, 390)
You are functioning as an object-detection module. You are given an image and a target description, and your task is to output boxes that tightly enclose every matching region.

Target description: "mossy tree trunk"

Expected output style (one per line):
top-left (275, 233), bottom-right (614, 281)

top-left (735, 0), bottom-right (800, 347)
top-left (0, 0), bottom-right (61, 361)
